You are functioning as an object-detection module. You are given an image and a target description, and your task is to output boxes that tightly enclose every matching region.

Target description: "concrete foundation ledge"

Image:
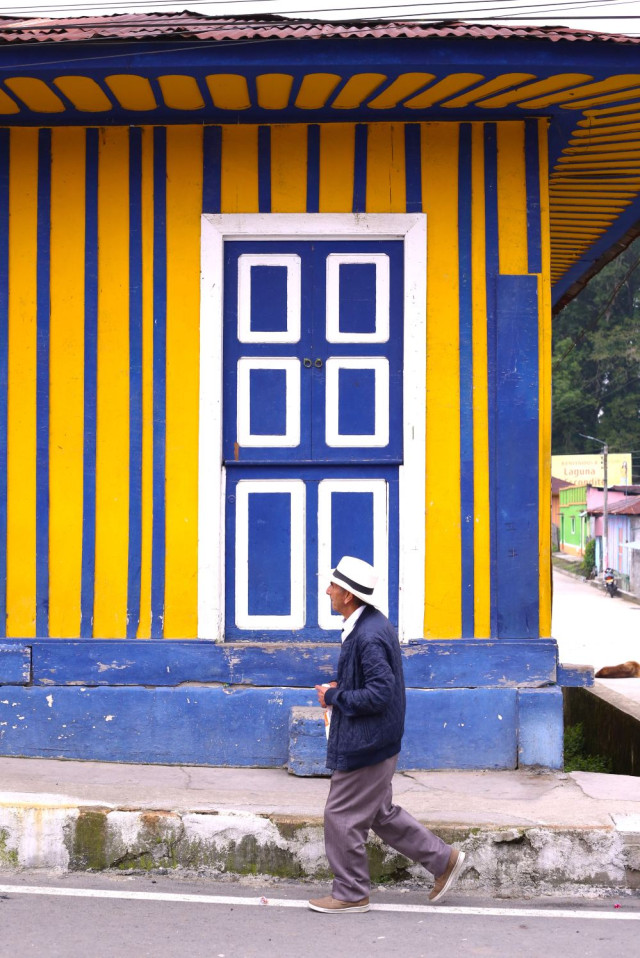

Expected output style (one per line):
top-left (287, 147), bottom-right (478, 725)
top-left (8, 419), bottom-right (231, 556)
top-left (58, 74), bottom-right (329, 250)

top-left (1, 801), bottom-right (639, 898)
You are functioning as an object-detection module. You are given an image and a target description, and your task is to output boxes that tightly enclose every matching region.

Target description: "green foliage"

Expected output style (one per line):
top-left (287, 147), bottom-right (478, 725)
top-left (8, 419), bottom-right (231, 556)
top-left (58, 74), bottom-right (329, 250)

top-left (564, 723), bottom-right (612, 774)
top-left (577, 538), bottom-right (596, 577)
top-left (553, 236), bottom-right (640, 464)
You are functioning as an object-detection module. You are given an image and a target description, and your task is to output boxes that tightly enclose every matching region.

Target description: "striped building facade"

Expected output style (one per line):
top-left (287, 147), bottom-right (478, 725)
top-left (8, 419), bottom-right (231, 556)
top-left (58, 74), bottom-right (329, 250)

top-left (8, 14), bottom-right (638, 767)
top-left (0, 120), bottom-right (551, 644)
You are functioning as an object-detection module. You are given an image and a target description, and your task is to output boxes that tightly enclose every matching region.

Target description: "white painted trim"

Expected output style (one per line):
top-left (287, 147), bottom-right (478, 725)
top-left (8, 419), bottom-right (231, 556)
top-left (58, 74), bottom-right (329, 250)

top-left (236, 357), bottom-right (301, 447)
top-left (198, 213), bottom-right (427, 640)
top-left (237, 253), bottom-right (301, 343)
top-left (325, 252), bottom-right (390, 343)
top-left (235, 479), bottom-right (306, 630)
top-left (325, 356), bottom-right (389, 448)
top-left (317, 478), bottom-right (389, 629)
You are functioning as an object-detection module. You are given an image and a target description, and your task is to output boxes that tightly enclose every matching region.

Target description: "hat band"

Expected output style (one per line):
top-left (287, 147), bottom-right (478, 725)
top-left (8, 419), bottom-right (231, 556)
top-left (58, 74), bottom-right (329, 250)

top-left (333, 568), bottom-right (374, 595)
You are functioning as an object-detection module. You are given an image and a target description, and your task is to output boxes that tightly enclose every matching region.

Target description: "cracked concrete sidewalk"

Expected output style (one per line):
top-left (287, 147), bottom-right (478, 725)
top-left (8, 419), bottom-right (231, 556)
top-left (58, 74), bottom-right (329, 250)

top-left (1, 756), bottom-right (640, 898)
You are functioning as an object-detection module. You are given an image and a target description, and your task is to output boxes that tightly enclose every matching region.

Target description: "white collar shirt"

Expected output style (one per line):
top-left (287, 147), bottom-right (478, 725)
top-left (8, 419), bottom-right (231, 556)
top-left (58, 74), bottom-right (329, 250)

top-left (341, 604), bottom-right (366, 643)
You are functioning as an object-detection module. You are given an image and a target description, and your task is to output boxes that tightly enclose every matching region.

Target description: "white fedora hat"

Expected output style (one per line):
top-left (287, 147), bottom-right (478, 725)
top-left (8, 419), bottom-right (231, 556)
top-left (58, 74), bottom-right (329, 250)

top-left (329, 556), bottom-right (378, 605)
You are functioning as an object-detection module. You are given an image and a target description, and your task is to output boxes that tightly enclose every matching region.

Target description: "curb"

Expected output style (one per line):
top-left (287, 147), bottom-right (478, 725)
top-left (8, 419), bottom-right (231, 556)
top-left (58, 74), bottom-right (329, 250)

top-left (1, 800), bottom-right (639, 898)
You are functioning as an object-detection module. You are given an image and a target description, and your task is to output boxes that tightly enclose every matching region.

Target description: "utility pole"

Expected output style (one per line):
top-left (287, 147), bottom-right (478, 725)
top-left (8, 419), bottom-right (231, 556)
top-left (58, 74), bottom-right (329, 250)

top-left (579, 434), bottom-right (608, 573)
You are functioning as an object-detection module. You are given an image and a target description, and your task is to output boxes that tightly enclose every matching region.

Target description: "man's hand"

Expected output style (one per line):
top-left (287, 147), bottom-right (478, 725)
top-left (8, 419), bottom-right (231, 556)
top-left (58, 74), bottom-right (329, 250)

top-left (315, 681), bottom-right (337, 707)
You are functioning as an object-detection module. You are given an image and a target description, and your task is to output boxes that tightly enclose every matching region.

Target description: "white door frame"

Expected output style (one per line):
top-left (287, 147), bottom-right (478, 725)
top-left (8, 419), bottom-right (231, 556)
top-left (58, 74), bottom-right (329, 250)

top-left (198, 213), bottom-right (427, 641)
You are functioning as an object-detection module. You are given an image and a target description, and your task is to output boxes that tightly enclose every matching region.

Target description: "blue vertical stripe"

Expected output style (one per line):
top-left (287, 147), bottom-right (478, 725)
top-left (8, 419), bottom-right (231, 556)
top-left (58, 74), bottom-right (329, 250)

top-left (80, 129), bottom-right (99, 638)
top-left (306, 124), bottom-right (320, 213)
top-left (203, 126), bottom-right (221, 213)
top-left (0, 130), bottom-right (9, 637)
top-left (258, 125), bottom-right (271, 213)
top-left (525, 119), bottom-right (542, 275)
top-left (36, 129), bottom-right (51, 637)
top-left (127, 128), bottom-right (143, 640)
top-left (495, 275), bottom-right (540, 638)
top-left (353, 123), bottom-right (368, 213)
top-left (151, 127), bottom-right (167, 639)
top-left (458, 124), bottom-right (474, 637)
top-left (484, 124), bottom-right (499, 639)
top-left (404, 124), bottom-right (422, 213)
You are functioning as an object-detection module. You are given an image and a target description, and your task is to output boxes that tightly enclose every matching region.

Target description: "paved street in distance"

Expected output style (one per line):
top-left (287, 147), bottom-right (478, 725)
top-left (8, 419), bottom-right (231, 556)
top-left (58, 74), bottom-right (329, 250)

top-left (553, 570), bottom-right (640, 694)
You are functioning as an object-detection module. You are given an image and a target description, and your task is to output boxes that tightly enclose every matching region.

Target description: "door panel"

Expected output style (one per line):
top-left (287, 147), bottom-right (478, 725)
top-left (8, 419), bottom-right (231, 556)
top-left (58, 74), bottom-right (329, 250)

top-left (223, 237), bottom-right (403, 640)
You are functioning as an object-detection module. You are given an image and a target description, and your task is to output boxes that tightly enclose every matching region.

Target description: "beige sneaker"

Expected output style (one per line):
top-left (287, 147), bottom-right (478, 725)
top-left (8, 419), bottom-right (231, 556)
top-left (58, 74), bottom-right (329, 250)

top-left (308, 895), bottom-right (370, 914)
top-left (429, 848), bottom-right (466, 903)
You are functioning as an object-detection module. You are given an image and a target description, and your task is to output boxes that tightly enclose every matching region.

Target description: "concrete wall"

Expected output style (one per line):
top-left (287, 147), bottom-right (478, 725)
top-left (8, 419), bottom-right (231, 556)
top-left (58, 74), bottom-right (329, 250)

top-left (564, 685), bottom-right (640, 777)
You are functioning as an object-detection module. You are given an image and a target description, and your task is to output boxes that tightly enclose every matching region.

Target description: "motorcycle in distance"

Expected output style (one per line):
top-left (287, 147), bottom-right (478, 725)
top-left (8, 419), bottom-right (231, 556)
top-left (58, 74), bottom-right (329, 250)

top-left (604, 568), bottom-right (619, 598)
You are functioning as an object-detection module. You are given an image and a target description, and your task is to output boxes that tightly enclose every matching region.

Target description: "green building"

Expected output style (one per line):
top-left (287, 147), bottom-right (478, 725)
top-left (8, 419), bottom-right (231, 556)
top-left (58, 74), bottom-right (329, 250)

top-left (559, 486), bottom-right (588, 557)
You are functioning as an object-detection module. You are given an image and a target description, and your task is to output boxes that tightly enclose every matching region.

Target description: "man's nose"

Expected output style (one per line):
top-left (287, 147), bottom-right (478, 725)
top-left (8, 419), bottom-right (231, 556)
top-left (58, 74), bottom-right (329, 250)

top-left (326, 585), bottom-right (331, 596)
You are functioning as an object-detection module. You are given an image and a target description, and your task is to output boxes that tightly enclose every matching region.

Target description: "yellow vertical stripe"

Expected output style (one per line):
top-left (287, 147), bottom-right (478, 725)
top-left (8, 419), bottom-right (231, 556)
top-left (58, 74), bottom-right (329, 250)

top-left (471, 124), bottom-right (491, 637)
top-left (221, 125), bottom-right (258, 212)
top-left (137, 127), bottom-right (155, 638)
top-left (6, 129), bottom-right (38, 637)
top-left (538, 119), bottom-right (553, 638)
top-left (271, 125), bottom-right (308, 212)
top-left (422, 123), bottom-right (462, 638)
top-left (93, 128), bottom-right (130, 638)
top-left (164, 126), bottom-right (202, 638)
top-left (497, 122), bottom-right (528, 274)
top-left (366, 123), bottom-right (406, 212)
top-left (49, 128), bottom-right (85, 637)
top-left (319, 123), bottom-right (355, 211)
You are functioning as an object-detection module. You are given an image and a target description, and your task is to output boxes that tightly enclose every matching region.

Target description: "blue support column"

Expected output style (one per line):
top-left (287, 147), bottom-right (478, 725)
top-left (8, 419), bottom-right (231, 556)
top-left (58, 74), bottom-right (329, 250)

top-left (518, 687), bottom-right (563, 769)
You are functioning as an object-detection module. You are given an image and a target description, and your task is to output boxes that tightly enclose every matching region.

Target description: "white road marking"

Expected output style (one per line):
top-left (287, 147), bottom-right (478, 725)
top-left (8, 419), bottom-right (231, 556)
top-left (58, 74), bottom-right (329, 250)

top-left (0, 885), bottom-right (638, 920)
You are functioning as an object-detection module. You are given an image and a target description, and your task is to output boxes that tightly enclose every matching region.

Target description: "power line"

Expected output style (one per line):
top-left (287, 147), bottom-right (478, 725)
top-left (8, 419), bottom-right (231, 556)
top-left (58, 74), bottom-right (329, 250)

top-left (1, 0), bottom-right (639, 22)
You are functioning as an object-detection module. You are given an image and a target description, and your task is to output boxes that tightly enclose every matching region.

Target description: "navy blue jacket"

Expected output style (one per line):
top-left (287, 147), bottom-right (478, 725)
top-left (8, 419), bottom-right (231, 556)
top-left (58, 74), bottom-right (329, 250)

top-left (324, 605), bottom-right (406, 772)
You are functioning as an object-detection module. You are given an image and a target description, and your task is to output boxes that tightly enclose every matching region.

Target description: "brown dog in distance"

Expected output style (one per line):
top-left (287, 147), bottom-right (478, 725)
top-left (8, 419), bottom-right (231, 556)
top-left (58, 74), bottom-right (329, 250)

top-left (595, 661), bottom-right (640, 678)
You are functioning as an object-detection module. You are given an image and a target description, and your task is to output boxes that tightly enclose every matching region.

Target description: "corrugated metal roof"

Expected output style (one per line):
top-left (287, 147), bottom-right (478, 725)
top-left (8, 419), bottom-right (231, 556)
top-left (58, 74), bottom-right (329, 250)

top-left (0, 12), bottom-right (639, 46)
top-left (590, 495), bottom-right (640, 516)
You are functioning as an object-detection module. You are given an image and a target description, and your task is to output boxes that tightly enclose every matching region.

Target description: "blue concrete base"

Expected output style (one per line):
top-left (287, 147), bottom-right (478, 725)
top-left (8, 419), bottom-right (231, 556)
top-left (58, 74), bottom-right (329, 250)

top-left (0, 644), bottom-right (30, 685)
top-left (517, 687), bottom-right (564, 769)
top-left (0, 638), bottom-right (565, 771)
top-left (0, 683), bottom-right (562, 771)
top-left (288, 707), bottom-right (331, 776)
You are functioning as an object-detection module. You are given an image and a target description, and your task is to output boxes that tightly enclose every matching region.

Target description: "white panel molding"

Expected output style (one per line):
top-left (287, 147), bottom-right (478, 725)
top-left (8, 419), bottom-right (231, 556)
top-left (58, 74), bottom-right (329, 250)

top-left (325, 356), bottom-right (389, 448)
top-left (199, 213), bottom-right (427, 640)
top-left (237, 357), bottom-right (301, 447)
top-left (237, 253), bottom-right (301, 343)
top-left (317, 478), bottom-right (389, 630)
top-left (235, 479), bottom-right (306, 630)
top-left (325, 252), bottom-right (390, 343)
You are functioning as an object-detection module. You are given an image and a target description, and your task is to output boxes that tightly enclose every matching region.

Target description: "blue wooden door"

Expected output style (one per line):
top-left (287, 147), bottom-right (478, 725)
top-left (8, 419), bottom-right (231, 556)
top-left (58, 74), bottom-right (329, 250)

top-left (223, 239), bottom-right (403, 640)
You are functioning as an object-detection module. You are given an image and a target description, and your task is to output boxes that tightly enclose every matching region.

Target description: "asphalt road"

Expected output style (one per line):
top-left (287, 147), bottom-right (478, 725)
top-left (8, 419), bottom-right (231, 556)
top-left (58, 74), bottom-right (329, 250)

top-left (552, 568), bottom-right (640, 676)
top-left (0, 872), bottom-right (639, 958)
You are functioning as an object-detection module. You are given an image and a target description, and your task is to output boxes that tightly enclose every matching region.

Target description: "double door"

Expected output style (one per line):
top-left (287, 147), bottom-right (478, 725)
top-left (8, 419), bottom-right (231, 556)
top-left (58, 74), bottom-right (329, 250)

top-left (223, 238), bottom-right (404, 639)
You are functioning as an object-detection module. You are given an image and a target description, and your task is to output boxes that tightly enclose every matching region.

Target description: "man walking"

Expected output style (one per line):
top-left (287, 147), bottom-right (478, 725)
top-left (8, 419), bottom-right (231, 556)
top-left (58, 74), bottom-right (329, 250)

top-left (308, 555), bottom-right (465, 914)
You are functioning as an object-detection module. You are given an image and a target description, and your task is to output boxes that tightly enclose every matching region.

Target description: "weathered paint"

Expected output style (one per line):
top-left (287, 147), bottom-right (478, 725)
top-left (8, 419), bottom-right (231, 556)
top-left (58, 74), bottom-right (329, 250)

top-left (517, 687), bottom-right (564, 768)
top-left (556, 663), bottom-right (594, 687)
top-left (0, 684), bottom-right (525, 770)
top-left (0, 645), bottom-right (30, 685)
top-left (0, 120), bottom-right (549, 642)
top-left (24, 638), bottom-right (556, 689)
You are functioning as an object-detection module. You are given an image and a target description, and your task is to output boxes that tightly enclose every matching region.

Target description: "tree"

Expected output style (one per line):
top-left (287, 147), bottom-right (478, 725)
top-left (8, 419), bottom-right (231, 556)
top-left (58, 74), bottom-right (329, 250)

top-left (552, 236), bottom-right (640, 465)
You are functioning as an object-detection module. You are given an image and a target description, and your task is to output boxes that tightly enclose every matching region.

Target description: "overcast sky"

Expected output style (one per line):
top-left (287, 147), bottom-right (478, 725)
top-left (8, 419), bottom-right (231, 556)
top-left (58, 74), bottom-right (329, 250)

top-left (2, 1), bottom-right (639, 35)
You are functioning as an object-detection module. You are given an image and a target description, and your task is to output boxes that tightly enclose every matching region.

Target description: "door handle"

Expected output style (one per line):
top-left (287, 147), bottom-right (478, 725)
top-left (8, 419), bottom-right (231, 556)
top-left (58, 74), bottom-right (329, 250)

top-left (303, 358), bottom-right (312, 368)
top-left (314, 358), bottom-right (323, 368)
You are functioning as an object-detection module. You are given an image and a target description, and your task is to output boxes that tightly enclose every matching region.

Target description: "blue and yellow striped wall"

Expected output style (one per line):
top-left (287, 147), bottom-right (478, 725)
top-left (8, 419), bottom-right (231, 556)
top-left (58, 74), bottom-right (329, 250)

top-left (0, 119), bottom-right (551, 642)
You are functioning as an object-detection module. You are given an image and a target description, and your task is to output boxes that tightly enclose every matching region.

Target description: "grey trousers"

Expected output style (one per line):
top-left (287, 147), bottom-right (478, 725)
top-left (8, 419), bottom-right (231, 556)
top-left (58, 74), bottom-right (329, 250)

top-left (324, 754), bottom-right (451, 901)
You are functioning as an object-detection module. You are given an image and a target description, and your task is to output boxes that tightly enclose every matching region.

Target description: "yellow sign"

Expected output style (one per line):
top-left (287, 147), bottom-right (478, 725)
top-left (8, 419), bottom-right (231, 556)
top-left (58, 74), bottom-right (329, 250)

top-left (552, 453), bottom-right (632, 488)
